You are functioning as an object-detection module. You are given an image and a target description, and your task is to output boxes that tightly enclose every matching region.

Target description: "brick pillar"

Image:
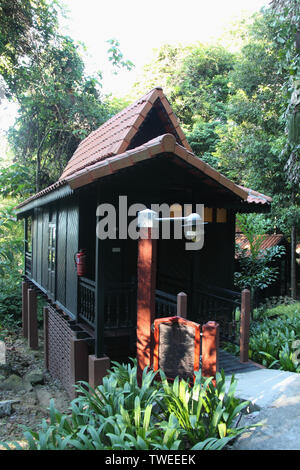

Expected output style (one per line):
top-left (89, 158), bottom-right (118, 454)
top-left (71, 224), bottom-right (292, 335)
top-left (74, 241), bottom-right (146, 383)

top-left (22, 281), bottom-right (29, 338)
top-left (177, 292), bottom-right (187, 319)
top-left (43, 306), bottom-right (49, 370)
top-left (202, 321), bottom-right (219, 381)
top-left (27, 288), bottom-right (38, 350)
top-left (240, 289), bottom-right (251, 363)
top-left (136, 227), bottom-right (157, 386)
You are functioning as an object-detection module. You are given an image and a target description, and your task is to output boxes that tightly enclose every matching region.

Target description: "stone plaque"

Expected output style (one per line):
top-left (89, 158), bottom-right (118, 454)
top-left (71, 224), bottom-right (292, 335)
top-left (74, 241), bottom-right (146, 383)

top-left (153, 316), bottom-right (201, 380)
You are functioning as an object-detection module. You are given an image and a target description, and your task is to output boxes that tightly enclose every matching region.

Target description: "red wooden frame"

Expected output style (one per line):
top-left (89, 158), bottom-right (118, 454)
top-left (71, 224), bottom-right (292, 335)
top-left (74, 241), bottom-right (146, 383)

top-left (153, 316), bottom-right (201, 379)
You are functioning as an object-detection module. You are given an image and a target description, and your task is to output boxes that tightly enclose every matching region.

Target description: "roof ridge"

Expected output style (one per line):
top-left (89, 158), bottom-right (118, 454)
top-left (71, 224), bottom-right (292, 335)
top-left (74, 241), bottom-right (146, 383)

top-left (60, 87), bottom-right (190, 180)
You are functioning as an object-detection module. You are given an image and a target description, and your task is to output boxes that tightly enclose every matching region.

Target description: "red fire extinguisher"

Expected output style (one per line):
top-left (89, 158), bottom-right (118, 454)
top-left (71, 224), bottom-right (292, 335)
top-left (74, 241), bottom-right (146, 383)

top-left (74, 249), bottom-right (86, 277)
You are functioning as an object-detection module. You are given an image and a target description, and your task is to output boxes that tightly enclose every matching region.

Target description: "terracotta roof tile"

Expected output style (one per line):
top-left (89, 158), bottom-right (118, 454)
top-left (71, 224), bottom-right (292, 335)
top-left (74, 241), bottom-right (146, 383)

top-left (235, 233), bottom-right (284, 258)
top-left (64, 135), bottom-right (252, 203)
top-left (238, 185), bottom-right (272, 205)
top-left (60, 87), bottom-right (191, 180)
top-left (16, 179), bottom-right (68, 210)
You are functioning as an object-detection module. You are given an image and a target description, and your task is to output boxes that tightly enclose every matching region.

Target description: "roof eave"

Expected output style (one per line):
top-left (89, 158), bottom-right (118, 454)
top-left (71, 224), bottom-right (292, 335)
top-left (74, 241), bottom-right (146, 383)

top-left (15, 181), bottom-right (72, 217)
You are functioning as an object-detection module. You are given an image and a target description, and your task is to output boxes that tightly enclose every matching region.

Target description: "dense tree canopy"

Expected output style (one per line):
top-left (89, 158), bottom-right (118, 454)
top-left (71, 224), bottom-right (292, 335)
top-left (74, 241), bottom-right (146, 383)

top-left (0, 0), bottom-right (298, 294)
top-left (131, 5), bottom-right (299, 295)
top-left (0, 0), bottom-right (128, 193)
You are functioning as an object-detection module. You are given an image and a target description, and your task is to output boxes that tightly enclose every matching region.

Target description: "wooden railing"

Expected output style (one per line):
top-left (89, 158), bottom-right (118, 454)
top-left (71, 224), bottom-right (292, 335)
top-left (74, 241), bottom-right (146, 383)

top-left (105, 281), bottom-right (137, 329)
top-left (78, 277), bottom-right (96, 327)
top-left (192, 282), bottom-right (241, 344)
top-left (78, 275), bottom-right (241, 344)
top-left (78, 279), bottom-right (137, 330)
top-left (157, 275), bottom-right (241, 344)
top-left (155, 289), bottom-right (177, 318)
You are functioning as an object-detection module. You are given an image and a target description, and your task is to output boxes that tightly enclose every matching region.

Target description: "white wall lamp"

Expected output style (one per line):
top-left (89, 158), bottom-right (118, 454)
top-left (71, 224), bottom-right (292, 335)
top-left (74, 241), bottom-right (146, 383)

top-left (137, 209), bottom-right (206, 245)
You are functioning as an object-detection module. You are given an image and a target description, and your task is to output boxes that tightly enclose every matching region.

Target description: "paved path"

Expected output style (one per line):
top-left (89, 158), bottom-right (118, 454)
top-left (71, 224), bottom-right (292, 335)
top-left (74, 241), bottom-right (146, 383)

top-left (219, 349), bottom-right (262, 376)
top-left (225, 368), bottom-right (300, 450)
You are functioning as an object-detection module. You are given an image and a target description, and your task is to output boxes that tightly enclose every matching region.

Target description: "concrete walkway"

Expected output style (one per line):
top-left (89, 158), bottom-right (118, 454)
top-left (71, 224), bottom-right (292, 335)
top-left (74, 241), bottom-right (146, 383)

top-left (225, 368), bottom-right (300, 450)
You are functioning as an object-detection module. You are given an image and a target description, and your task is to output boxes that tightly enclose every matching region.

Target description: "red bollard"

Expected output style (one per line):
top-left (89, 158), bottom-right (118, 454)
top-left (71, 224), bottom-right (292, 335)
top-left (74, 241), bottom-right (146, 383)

top-left (201, 321), bottom-right (219, 384)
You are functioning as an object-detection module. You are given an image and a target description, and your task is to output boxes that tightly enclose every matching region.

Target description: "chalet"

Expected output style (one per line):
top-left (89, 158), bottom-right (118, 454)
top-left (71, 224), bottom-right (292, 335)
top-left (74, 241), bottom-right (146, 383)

top-left (16, 87), bottom-right (271, 396)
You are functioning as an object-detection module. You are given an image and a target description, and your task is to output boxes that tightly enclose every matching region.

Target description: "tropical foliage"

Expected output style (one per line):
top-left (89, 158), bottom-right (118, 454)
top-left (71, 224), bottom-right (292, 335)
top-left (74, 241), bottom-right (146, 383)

top-left (0, 204), bottom-right (23, 330)
top-left (249, 300), bottom-right (300, 371)
top-left (133, 5), bottom-right (299, 292)
top-left (224, 298), bottom-right (300, 373)
top-left (2, 360), bottom-right (253, 450)
top-left (234, 213), bottom-right (286, 293)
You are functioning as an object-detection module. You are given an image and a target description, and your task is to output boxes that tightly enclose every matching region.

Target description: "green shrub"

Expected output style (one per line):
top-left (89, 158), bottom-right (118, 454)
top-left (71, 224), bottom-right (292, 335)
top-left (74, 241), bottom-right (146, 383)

top-left (248, 301), bottom-right (300, 371)
top-left (2, 360), bottom-right (253, 450)
top-left (157, 369), bottom-right (250, 447)
top-left (223, 298), bottom-right (300, 374)
top-left (0, 203), bottom-right (23, 328)
top-left (0, 266), bottom-right (22, 337)
top-left (253, 296), bottom-right (299, 321)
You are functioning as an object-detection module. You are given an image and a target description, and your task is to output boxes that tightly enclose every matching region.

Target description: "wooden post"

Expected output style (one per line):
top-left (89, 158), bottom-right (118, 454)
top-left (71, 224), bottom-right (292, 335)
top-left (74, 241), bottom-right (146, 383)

top-left (27, 288), bottom-right (38, 350)
top-left (94, 186), bottom-right (106, 359)
top-left (136, 226), bottom-right (157, 386)
top-left (70, 337), bottom-right (89, 398)
top-left (240, 289), bottom-right (251, 363)
top-left (22, 281), bottom-right (29, 338)
top-left (43, 306), bottom-right (49, 370)
top-left (177, 292), bottom-right (187, 319)
top-left (202, 321), bottom-right (219, 381)
top-left (88, 354), bottom-right (111, 389)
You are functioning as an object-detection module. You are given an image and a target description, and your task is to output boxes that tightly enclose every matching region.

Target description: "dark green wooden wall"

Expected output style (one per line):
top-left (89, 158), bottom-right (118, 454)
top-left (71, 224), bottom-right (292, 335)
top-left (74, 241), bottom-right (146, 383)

top-left (29, 198), bottom-right (79, 318)
top-left (56, 200), bottom-right (79, 316)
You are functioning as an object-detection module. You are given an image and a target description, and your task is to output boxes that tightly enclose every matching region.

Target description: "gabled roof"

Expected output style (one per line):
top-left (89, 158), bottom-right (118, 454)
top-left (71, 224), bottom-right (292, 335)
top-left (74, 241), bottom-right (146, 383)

top-left (16, 134), bottom-right (272, 213)
top-left (60, 87), bottom-right (192, 180)
top-left (63, 133), bottom-right (271, 207)
top-left (16, 88), bottom-right (272, 214)
top-left (65, 133), bottom-right (248, 197)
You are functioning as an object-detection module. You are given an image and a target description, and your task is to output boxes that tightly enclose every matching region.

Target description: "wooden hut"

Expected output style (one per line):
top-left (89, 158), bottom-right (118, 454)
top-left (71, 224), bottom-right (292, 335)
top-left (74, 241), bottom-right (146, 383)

top-left (16, 87), bottom-right (271, 395)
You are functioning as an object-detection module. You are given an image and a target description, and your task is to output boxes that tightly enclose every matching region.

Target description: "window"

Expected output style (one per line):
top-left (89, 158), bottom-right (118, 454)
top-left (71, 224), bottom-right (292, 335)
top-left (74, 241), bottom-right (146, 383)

top-left (203, 208), bottom-right (227, 223)
top-left (48, 222), bottom-right (56, 297)
top-left (216, 208), bottom-right (227, 223)
top-left (204, 208), bottom-right (213, 223)
top-left (169, 203), bottom-right (183, 218)
top-left (25, 216), bottom-right (32, 275)
top-left (25, 216), bottom-right (32, 253)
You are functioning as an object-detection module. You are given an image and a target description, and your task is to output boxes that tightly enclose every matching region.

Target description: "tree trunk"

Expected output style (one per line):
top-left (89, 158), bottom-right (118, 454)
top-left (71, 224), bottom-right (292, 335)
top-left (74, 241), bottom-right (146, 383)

top-left (35, 154), bottom-right (41, 193)
top-left (291, 224), bottom-right (297, 299)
